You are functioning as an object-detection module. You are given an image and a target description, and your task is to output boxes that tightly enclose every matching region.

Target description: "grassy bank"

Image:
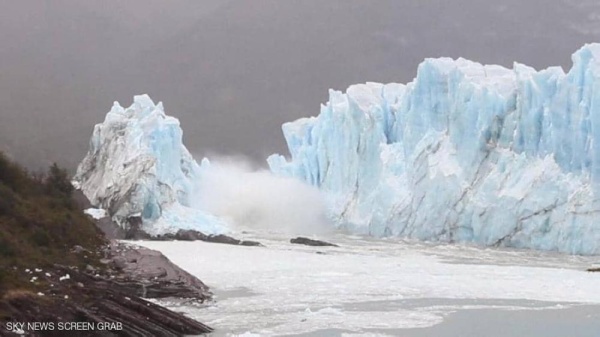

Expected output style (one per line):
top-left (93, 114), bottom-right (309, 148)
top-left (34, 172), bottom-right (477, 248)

top-left (0, 152), bottom-right (106, 308)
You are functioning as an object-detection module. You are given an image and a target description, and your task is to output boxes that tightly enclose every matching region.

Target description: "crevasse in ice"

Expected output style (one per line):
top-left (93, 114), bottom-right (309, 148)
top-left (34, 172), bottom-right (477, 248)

top-left (269, 44), bottom-right (600, 255)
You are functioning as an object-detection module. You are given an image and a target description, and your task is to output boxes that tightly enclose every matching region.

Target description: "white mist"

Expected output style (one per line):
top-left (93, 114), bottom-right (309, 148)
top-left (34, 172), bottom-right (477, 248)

top-left (191, 156), bottom-right (331, 235)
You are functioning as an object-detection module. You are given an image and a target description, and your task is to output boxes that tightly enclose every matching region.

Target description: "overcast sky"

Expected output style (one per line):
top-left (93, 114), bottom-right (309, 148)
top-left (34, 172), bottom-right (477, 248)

top-left (1, 0), bottom-right (600, 170)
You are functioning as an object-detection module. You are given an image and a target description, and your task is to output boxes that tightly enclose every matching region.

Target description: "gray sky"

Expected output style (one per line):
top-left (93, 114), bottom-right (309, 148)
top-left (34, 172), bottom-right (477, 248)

top-left (1, 0), bottom-right (600, 170)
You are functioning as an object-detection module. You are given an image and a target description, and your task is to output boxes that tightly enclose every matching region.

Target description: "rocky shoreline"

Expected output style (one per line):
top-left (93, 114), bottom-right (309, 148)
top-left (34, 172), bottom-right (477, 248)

top-left (1, 240), bottom-right (214, 336)
top-left (1, 190), bottom-right (272, 336)
top-left (101, 241), bottom-right (212, 301)
top-left (2, 190), bottom-right (216, 336)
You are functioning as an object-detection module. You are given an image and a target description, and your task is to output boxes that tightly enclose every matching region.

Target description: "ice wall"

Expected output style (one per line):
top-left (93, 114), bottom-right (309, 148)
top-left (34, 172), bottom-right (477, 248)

top-left (74, 95), bottom-right (226, 235)
top-left (269, 44), bottom-right (600, 255)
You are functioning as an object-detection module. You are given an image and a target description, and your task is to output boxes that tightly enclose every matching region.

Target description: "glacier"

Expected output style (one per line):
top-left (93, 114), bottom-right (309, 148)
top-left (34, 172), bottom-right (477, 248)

top-left (269, 44), bottom-right (600, 255)
top-left (74, 95), bottom-right (226, 235)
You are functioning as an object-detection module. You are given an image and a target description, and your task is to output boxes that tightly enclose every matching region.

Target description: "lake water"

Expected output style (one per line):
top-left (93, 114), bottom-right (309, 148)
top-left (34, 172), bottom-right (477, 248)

top-left (135, 232), bottom-right (600, 336)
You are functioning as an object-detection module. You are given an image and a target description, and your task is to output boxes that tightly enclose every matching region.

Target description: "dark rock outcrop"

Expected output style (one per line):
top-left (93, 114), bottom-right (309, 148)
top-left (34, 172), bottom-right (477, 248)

top-left (150, 230), bottom-right (263, 247)
top-left (124, 216), bottom-right (151, 240)
top-left (94, 217), bottom-right (126, 240)
top-left (204, 234), bottom-right (262, 247)
top-left (73, 189), bottom-right (93, 210)
top-left (2, 266), bottom-right (213, 336)
top-left (1, 244), bottom-right (214, 336)
top-left (103, 242), bottom-right (211, 300)
top-left (290, 237), bottom-right (339, 247)
top-left (173, 229), bottom-right (208, 241)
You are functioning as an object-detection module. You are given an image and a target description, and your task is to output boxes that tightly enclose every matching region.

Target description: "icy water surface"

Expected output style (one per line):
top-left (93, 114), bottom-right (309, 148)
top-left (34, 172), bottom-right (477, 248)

top-left (135, 233), bottom-right (600, 336)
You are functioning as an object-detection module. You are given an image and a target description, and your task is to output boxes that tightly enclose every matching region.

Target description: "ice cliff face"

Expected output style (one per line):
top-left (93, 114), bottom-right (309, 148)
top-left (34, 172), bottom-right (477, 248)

top-left (74, 95), bottom-right (225, 235)
top-left (269, 44), bottom-right (600, 255)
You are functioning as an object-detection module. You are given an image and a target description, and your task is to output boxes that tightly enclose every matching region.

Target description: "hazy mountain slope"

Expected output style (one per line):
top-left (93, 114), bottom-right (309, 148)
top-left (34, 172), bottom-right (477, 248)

top-left (1, 1), bottom-right (600, 169)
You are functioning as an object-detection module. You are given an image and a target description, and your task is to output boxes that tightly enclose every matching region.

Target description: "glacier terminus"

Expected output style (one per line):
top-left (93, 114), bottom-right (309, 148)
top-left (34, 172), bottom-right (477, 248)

top-left (74, 94), bottom-right (227, 236)
top-left (269, 44), bottom-right (600, 255)
top-left (76, 44), bottom-right (600, 255)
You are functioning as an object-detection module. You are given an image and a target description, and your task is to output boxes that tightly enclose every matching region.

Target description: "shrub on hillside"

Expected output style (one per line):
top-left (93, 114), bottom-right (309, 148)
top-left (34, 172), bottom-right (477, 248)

top-left (0, 152), bottom-right (107, 291)
top-left (45, 163), bottom-right (74, 199)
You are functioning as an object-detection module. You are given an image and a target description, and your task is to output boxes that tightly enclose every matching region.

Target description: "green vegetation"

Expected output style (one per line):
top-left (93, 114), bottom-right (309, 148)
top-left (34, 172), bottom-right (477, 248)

top-left (0, 152), bottom-right (106, 292)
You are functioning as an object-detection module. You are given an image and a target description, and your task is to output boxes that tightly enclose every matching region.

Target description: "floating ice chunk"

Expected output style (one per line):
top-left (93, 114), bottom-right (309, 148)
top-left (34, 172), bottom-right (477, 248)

top-left (84, 208), bottom-right (107, 220)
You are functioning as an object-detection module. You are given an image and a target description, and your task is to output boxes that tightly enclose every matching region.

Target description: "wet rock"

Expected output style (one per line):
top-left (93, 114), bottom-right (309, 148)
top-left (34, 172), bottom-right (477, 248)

top-left (239, 240), bottom-right (262, 247)
top-left (118, 221), bottom-right (265, 247)
top-left (124, 216), bottom-right (151, 240)
top-left (107, 242), bottom-right (212, 300)
top-left (135, 229), bottom-right (264, 247)
top-left (290, 237), bottom-right (339, 247)
top-left (206, 234), bottom-right (240, 245)
top-left (3, 268), bottom-right (213, 336)
top-left (205, 234), bottom-right (263, 247)
top-left (175, 229), bottom-right (208, 241)
top-left (150, 230), bottom-right (209, 241)
top-left (95, 216), bottom-right (126, 240)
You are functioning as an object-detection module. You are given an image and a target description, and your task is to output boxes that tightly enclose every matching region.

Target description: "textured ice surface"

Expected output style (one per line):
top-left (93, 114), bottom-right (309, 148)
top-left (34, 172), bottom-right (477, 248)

top-left (74, 95), bottom-right (226, 234)
top-left (137, 233), bottom-right (600, 336)
top-left (269, 44), bottom-right (600, 255)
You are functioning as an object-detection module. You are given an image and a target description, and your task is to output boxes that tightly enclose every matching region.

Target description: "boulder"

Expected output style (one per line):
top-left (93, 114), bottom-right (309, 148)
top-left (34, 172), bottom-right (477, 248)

top-left (175, 229), bottom-right (208, 241)
top-left (290, 237), bottom-right (339, 247)
top-left (124, 216), bottom-right (151, 240)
